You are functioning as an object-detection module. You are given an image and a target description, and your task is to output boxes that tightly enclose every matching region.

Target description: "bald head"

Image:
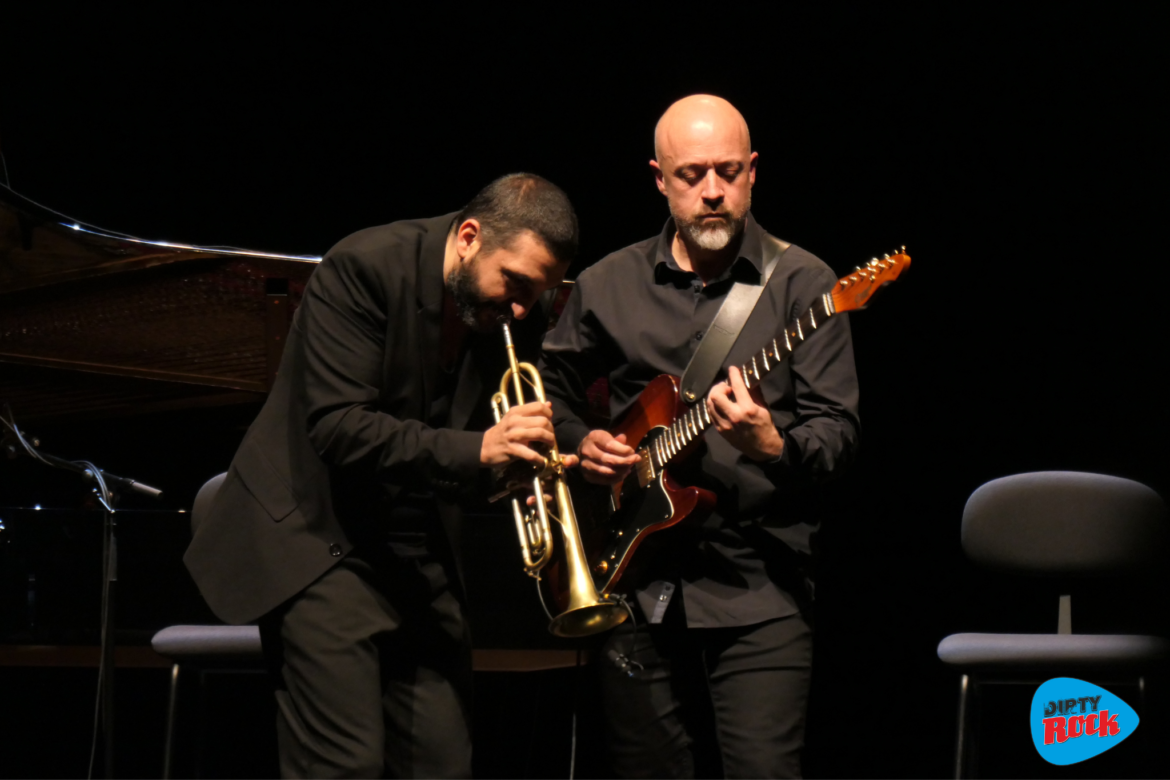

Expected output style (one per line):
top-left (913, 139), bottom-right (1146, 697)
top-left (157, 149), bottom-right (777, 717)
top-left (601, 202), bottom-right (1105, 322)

top-left (654, 95), bottom-right (751, 164)
top-left (651, 95), bottom-right (757, 257)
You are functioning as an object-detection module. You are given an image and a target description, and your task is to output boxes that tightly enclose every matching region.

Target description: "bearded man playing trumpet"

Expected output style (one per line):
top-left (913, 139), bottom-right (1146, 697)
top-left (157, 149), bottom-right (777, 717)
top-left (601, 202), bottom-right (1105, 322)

top-left (540, 96), bottom-right (861, 778)
top-left (185, 173), bottom-right (579, 778)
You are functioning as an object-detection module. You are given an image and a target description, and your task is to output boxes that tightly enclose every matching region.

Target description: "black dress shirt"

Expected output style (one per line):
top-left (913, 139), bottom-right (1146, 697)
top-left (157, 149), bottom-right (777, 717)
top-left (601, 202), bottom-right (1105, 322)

top-left (539, 214), bottom-right (861, 628)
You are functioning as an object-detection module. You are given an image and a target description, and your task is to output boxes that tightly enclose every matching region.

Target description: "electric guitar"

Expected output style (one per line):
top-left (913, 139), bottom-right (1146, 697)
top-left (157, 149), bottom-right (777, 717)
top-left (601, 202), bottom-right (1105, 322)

top-left (584, 248), bottom-right (911, 596)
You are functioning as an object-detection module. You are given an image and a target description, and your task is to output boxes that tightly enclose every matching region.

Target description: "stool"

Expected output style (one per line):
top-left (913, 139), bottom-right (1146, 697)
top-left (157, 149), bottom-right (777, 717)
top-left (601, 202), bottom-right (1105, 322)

top-left (151, 624), bottom-right (264, 779)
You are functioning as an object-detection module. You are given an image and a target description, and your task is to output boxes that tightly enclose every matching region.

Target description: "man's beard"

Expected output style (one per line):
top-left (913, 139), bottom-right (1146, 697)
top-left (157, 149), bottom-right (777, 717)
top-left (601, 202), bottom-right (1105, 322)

top-left (447, 256), bottom-right (510, 332)
top-left (672, 194), bottom-right (751, 251)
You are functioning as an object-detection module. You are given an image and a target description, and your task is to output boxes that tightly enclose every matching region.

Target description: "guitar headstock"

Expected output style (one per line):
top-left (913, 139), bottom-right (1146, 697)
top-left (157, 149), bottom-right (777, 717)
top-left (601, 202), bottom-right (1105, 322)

top-left (830, 247), bottom-right (911, 313)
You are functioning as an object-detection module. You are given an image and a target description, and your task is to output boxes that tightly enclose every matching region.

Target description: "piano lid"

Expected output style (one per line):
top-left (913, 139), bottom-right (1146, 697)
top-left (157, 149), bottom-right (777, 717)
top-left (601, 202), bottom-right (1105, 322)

top-left (0, 183), bottom-right (320, 422)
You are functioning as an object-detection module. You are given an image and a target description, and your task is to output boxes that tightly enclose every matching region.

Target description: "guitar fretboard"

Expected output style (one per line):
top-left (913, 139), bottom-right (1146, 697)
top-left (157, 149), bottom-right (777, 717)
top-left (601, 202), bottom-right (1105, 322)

top-left (639, 292), bottom-right (838, 474)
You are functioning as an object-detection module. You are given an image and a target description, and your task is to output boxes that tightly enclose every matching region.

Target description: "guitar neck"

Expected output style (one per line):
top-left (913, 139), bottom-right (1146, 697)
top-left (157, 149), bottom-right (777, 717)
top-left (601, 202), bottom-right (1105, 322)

top-left (643, 293), bottom-right (837, 473)
top-left (738, 291), bottom-right (838, 389)
top-left (640, 248), bottom-right (909, 475)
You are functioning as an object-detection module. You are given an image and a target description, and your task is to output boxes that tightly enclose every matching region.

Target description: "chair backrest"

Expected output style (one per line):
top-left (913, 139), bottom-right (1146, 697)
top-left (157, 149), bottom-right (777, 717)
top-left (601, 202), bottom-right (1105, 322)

top-left (962, 471), bottom-right (1167, 576)
top-left (190, 472), bottom-right (228, 536)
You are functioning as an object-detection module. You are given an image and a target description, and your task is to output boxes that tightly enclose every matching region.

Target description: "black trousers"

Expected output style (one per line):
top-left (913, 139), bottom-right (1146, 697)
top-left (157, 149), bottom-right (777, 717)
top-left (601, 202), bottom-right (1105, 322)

top-left (599, 612), bottom-right (812, 779)
top-left (258, 536), bottom-right (472, 779)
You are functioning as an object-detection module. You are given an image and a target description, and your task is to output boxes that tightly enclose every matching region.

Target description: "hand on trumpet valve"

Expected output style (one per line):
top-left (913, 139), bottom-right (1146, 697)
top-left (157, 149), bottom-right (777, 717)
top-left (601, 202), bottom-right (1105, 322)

top-left (480, 400), bottom-right (558, 468)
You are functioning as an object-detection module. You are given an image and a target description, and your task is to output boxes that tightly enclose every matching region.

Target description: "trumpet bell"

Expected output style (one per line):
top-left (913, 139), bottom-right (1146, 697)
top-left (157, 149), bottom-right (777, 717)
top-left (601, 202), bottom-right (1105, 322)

top-left (549, 601), bottom-right (629, 638)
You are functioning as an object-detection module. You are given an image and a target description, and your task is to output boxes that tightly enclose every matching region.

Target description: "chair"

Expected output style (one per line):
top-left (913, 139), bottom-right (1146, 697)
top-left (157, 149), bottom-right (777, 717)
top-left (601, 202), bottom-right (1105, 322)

top-left (151, 472), bottom-right (265, 779)
top-left (937, 471), bottom-right (1169, 778)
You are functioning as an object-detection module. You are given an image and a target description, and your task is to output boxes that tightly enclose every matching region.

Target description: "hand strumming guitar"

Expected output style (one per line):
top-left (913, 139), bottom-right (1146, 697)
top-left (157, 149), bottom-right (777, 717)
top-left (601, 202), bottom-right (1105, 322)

top-left (575, 430), bottom-right (641, 485)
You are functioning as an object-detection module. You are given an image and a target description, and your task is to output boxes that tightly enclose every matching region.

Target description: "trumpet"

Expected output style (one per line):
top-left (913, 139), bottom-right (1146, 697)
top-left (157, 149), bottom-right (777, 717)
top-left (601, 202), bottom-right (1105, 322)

top-left (490, 321), bottom-right (628, 638)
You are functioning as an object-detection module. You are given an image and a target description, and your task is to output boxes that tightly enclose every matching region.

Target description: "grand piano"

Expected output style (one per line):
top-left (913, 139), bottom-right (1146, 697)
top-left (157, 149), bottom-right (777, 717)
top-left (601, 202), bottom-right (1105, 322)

top-left (0, 182), bottom-right (319, 423)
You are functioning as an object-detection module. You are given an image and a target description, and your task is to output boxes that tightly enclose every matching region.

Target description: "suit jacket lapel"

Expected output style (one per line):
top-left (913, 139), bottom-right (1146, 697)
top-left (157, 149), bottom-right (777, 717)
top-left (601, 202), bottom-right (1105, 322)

top-left (449, 332), bottom-right (488, 431)
top-left (416, 214), bottom-right (456, 421)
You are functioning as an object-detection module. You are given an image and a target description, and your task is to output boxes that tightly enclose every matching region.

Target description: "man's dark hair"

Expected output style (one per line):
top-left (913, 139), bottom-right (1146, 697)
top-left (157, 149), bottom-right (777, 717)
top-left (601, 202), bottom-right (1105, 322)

top-left (456, 173), bottom-right (579, 265)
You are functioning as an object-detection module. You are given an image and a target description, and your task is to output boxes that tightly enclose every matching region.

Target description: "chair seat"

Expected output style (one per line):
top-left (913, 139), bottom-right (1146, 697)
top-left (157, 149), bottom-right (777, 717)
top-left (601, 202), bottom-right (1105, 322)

top-left (938, 632), bottom-right (1170, 668)
top-left (151, 625), bottom-right (263, 659)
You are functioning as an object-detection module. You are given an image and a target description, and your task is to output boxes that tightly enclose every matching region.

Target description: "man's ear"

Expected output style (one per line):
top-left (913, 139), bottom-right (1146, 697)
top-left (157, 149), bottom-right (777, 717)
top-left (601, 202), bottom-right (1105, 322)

top-left (748, 151), bottom-right (758, 188)
top-left (650, 159), bottom-right (667, 196)
top-left (455, 218), bottom-right (482, 260)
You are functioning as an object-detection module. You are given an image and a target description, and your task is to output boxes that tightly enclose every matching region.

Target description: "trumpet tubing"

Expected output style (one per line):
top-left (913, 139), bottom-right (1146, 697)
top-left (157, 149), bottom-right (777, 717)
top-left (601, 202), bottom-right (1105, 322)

top-left (490, 322), bottom-right (628, 638)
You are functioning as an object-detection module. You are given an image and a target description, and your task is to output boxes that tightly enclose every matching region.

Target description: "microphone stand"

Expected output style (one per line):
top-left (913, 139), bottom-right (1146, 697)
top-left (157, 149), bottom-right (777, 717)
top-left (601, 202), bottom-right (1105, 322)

top-left (2, 408), bottom-right (162, 779)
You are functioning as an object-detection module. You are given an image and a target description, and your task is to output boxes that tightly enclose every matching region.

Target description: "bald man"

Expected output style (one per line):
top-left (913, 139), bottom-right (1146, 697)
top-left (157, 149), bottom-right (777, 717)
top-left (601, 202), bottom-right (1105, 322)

top-left (540, 96), bottom-right (860, 778)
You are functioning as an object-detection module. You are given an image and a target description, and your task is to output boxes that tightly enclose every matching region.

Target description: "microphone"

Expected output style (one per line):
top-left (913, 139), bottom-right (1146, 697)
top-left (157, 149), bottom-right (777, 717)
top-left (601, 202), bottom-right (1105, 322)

top-left (85, 469), bottom-right (163, 500)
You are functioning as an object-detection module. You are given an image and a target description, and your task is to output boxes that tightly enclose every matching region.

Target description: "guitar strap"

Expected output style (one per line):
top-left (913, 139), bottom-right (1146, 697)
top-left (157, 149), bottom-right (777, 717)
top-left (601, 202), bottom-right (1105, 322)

top-left (678, 233), bottom-right (790, 405)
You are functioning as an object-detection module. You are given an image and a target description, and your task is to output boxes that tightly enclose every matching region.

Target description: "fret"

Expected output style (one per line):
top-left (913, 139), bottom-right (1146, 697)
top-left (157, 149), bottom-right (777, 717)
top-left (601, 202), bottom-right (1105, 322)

top-left (784, 330), bottom-right (792, 351)
top-left (702, 402), bottom-right (712, 426)
top-left (796, 320), bottom-right (804, 341)
top-left (761, 347), bottom-right (770, 371)
top-left (751, 356), bottom-right (760, 381)
top-left (809, 307), bottom-right (817, 329)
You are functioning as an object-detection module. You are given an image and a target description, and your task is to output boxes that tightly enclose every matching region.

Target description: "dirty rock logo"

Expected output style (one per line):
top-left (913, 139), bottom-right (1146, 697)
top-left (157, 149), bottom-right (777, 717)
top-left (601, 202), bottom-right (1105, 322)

top-left (1030, 678), bottom-right (1139, 765)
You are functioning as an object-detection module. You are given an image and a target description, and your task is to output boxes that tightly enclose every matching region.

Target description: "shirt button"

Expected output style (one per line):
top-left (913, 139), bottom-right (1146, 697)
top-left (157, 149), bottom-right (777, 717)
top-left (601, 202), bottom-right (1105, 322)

top-left (694, 331), bottom-right (703, 341)
top-left (329, 543), bottom-right (343, 557)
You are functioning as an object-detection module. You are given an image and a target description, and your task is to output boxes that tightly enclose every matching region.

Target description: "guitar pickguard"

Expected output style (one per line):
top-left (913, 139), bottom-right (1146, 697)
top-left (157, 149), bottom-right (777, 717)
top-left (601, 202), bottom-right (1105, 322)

top-left (591, 425), bottom-right (678, 595)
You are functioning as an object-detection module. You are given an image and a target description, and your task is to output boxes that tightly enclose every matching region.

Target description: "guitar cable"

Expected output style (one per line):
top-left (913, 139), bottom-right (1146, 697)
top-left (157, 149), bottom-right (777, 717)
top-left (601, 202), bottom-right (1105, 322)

top-left (610, 595), bottom-right (645, 677)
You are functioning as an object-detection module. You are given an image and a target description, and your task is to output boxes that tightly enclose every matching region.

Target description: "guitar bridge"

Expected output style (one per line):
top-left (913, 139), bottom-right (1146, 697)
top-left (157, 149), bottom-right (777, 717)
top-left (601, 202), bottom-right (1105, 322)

top-left (635, 446), bottom-right (655, 487)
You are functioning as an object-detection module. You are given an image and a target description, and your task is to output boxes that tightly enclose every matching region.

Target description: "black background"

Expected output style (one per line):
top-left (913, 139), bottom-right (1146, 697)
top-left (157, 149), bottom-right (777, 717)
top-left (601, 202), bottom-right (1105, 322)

top-left (1, 6), bottom-right (1167, 778)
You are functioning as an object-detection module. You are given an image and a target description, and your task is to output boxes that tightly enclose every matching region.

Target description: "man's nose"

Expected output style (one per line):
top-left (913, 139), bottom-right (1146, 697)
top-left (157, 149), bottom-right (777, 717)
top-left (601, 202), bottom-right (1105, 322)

top-left (701, 169), bottom-right (724, 202)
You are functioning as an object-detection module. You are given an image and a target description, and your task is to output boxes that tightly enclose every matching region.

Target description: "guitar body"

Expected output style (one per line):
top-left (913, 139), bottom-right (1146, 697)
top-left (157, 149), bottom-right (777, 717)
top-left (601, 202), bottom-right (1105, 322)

top-left (588, 374), bottom-right (716, 596)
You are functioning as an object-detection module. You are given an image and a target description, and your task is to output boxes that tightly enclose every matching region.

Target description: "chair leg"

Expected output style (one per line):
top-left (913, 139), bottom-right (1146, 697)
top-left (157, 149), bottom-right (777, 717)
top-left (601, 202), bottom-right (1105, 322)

top-left (163, 662), bottom-right (180, 780)
top-left (954, 674), bottom-right (970, 780)
top-left (1138, 676), bottom-right (1147, 773)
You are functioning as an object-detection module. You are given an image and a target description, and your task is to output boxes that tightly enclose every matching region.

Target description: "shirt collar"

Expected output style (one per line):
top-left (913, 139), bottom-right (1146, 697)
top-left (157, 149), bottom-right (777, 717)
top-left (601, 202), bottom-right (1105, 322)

top-left (652, 212), bottom-right (766, 286)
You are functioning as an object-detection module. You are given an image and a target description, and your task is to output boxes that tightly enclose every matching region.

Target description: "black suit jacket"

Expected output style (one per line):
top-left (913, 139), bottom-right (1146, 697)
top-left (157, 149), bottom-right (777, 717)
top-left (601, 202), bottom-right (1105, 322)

top-left (184, 213), bottom-right (549, 624)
